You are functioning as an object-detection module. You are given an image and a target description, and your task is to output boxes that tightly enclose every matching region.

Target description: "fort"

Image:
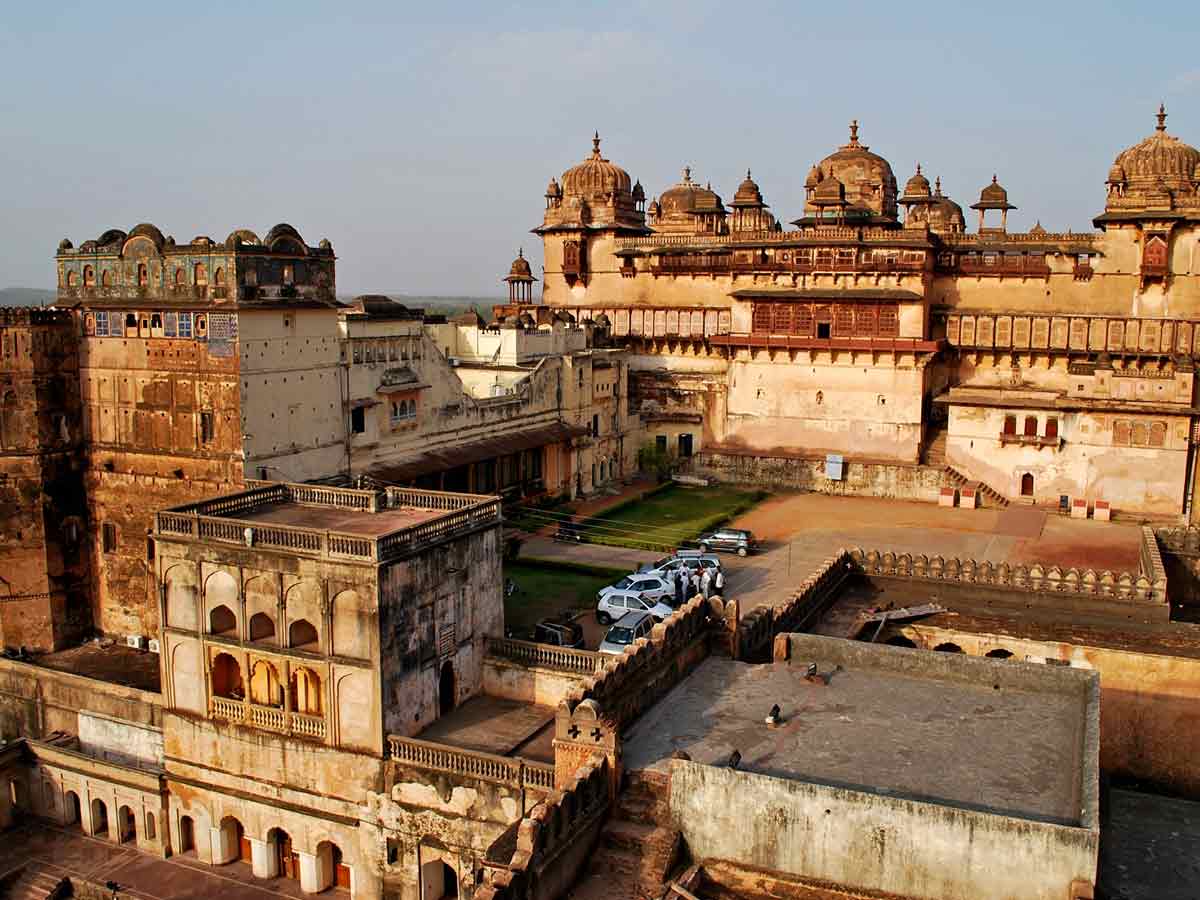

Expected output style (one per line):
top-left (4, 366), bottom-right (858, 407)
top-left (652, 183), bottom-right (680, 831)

top-left (3, 108), bottom-right (1200, 900)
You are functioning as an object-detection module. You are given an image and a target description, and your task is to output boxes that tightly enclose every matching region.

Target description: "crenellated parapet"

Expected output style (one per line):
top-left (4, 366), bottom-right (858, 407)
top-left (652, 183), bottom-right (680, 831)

top-left (474, 754), bottom-right (611, 900)
top-left (735, 552), bottom-right (854, 662)
top-left (847, 546), bottom-right (1167, 606)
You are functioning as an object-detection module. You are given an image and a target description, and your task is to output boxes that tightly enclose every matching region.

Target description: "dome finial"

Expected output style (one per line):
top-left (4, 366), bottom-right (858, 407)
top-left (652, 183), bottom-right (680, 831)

top-left (916, 162), bottom-right (922, 175)
top-left (992, 174), bottom-right (998, 184)
top-left (592, 131), bottom-right (601, 157)
top-left (1157, 103), bottom-right (1167, 132)
top-left (746, 168), bottom-right (752, 179)
top-left (849, 119), bottom-right (859, 145)
top-left (518, 247), bottom-right (524, 259)
top-left (934, 176), bottom-right (943, 196)
top-left (683, 165), bottom-right (692, 183)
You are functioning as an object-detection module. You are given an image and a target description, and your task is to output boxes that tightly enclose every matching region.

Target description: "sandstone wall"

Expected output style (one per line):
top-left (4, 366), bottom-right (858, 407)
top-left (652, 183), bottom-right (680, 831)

top-left (692, 450), bottom-right (945, 501)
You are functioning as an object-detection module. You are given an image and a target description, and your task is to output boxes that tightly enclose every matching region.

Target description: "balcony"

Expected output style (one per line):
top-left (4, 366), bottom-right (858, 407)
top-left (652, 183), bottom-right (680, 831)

top-left (209, 697), bottom-right (328, 740)
top-left (955, 257), bottom-right (1051, 278)
top-left (999, 433), bottom-right (1061, 449)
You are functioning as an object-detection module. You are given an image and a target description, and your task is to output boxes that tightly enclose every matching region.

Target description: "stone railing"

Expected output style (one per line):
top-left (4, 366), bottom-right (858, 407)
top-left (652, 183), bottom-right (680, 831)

top-left (210, 696), bottom-right (244, 722)
top-left (155, 484), bottom-right (501, 563)
top-left (209, 697), bottom-right (327, 740)
top-left (248, 703), bottom-right (286, 732)
top-left (475, 755), bottom-right (611, 900)
top-left (485, 637), bottom-right (602, 676)
top-left (848, 547), bottom-right (1167, 605)
top-left (387, 735), bottom-right (554, 791)
top-left (290, 711), bottom-right (326, 740)
top-left (941, 231), bottom-right (1100, 248)
top-left (616, 225), bottom-right (904, 251)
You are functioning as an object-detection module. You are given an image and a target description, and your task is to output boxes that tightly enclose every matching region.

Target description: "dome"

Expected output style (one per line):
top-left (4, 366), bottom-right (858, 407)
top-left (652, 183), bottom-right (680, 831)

top-left (901, 163), bottom-right (931, 201)
top-left (1112, 105), bottom-right (1200, 183)
top-left (658, 167), bottom-right (726, 217)
top-left (509, 249), bottom-right (532, 278)
top-left (225, 228), bottom-right (261, 247)
top-left (264, 223), bottom-right (307, 252)
top-left (126, 223), bottom-right (166, 248)
top-left (96, 229), bottom-right (127, 247)
top-left (928, 177), bottom-right (966, 234)
top-left (804, 164), bottom-right (823, 188)
top-left (732, 169), bottom-right (765, 207)
top-left (1107, 163), bottom-right (1126, 185)
top-left (632, 180), bottom-right (645, 202)
top-left (972, 175), bottom-right (1015, 210)
top-left (560, 133), bottom-right (633, 200)
top-left (803, 121), bottom-right (898, 222)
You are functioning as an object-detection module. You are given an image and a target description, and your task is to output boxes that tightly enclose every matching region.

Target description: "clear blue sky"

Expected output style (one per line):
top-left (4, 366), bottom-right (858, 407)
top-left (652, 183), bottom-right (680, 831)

top-left (1, 1), bottom-right (1196, 296)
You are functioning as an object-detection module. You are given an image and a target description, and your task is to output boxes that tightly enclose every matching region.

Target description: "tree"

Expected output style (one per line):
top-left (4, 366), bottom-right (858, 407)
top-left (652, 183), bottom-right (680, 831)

top-left (637, 441), bottom-right (678, 482)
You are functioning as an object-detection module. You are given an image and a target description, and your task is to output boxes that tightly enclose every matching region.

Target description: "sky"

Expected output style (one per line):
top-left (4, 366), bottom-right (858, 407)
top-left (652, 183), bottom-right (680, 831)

top-left (1, 1), bottom-right (1198, 297)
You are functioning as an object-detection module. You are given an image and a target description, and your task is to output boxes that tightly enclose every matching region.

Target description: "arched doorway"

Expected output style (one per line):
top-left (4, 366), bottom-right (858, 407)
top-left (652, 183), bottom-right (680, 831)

top-left (933, 642), bottom-right (964, 654)
top-left (217, 816), bottom-right (250, 865)
top-left (316, 841), bottom-right (351, 891)
top-left (1020, 473), bottom-right (1034, 497)
top-left (270, 828), bottom-right (298, 880)
top-left (886, 635), bottom-right (916, 649)
top-left (421, 859), bottom-right (458, 899)
top-left (117, 805), bottom-right (136, 843)
top-left (986, 648), bottom-right (1014, 660)
top-left (179, 815), bottom-right (196, 854)
top-left (438, 661), bottom-right (455, 716)
top-left (64, 791), bottom-right (81, 828)
top-left (90, 798), bottom-right (109, 838)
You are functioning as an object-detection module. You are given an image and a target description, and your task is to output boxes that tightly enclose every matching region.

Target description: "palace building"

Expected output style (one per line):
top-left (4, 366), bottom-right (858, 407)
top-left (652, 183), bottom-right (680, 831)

top-left (526, 107), bottom-right (1200, 518)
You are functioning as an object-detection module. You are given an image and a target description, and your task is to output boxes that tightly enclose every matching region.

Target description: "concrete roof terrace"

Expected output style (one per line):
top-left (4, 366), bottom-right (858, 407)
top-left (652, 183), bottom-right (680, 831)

top-left (624, 639), bottom-right (1098, 826)
top-left (152, 480), bottom-right (501, 563)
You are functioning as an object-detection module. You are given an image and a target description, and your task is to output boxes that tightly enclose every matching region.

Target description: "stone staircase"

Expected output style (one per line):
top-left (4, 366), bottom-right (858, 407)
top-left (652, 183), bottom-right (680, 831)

top-left (920, 426), bottom-right (948, 467)
top-left (943, 465), bottom-right (1010, 508)
top-left (567, 772), bottom-right (681, 900)
top-left (2, 866), bottom-right (68, 900)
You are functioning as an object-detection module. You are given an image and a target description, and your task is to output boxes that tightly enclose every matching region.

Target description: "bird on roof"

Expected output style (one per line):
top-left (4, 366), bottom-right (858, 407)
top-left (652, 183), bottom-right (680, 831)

top-left (765, 704), bottom-right (781, 726)
top-left (728, 749), bottom-right (742, 770)
top-left (805, 662), bottom-right (818, 678)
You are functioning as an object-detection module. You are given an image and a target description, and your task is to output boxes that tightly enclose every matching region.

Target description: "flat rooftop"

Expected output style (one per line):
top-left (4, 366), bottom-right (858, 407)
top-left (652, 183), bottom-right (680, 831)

top-left (237, 502), bottom-right (442, 536)
top-left (34, 641), bottom-right (161, 693)
top-left (417, 695), bottom-right (555, 763)
top-left (623, 654), bottom-right (1086, 824)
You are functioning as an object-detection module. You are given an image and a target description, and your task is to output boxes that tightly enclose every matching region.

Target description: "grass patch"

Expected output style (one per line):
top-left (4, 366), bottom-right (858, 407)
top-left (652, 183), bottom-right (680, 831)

top-left (502, 561), bottom-right (624, 636)
top-left (579, 484), bottom-right (768, 551)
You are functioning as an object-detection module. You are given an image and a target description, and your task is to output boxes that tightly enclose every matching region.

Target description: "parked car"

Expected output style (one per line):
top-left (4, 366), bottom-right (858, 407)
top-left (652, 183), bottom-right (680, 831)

top-left (697, 528), bottom-right (758, 557)
top-left (597, 574), bottom-right (673, 605)
top-left (532, 618), bottom-right (584, 649)
top-left (596, 588), bottom-right (674, 625)
top-left (598, 611), bottom-right (655, 656)
top-left (554, 517), bottom-right (583, 543)
top-left (638, 551), bottom-right (722, 578)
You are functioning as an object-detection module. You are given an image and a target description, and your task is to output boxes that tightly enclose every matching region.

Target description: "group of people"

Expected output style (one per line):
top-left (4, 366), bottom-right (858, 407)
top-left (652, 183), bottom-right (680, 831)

top-left (672, 564), bottom-right (724, 606)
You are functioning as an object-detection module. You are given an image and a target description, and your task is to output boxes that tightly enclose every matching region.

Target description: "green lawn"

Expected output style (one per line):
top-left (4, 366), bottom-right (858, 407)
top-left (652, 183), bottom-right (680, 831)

top-left (581, 484), bottom-right (767, 551)
top-left (502, 561), bottom-right (626, 636)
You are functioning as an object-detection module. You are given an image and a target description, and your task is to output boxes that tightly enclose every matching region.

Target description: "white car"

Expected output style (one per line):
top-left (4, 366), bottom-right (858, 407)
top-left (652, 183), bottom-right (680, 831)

top-left (638, 552), bottom-right (722, 579)
top-left (597, 574), bottom-right (673, 606)
top-left (596, 588), bottom-right (674, 626)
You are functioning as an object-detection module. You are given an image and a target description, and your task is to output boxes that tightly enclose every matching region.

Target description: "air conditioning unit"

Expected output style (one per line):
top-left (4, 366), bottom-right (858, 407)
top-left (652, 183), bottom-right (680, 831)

top-left (148, 639), bottom-right (161, 654)
top-left (126, 635), bottom-right (146, 651)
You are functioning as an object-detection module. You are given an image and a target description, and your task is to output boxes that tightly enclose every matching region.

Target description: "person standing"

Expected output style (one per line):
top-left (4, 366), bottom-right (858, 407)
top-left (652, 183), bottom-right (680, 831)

top-left (714, 566), bottom-right (725, 596)
top-left (674, 568), bottom-right (685, 607)
top-left (690, 568), bottom-right (701, 599)
top-left (700, 567), bottom-right (712, 600)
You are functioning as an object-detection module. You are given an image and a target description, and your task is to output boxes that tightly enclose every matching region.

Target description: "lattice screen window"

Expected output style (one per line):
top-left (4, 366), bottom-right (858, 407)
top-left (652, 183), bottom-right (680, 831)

top-left (438, 625), bottom-right (457, 659)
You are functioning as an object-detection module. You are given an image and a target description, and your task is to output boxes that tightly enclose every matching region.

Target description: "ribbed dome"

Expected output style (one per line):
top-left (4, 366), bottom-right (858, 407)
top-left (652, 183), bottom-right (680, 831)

top-left (658, 167), bottom-right (726, 216)
top-left (733, 169), bottom-right (764, 206)
top-left (805, 164), bottom-right (823, 188)
top-left (1113, 106), bottom-right (1200, 182)
top-left (803, 121), bottom-right (898, 221)
top-left (560, 133), bottom-right (633, 199)
top-left (928, 178), bottom-right (966, 234)
top-left (1107, 163), bottom-right (1126, 185)
top-left (508, 249), bottom-right (533, 278)
top-left (971, 175), bottom-right (1015, 211)
top-left (901, 163), bottom-right (931, 201)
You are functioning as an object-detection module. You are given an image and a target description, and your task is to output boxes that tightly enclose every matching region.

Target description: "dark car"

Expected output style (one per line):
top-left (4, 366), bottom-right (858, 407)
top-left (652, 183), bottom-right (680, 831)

top-left (554, 517), bottom-right (583, 543)
top-left (697, 527), bottom-right (758, 557)
top-left (533, 618), bottom-right (584, 649)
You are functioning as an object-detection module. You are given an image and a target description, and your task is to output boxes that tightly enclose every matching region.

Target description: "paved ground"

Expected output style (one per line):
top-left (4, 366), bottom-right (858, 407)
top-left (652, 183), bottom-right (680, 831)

top-left (522, 493), bottom-right (1146, 617)
top-left (417, 695), bottom-right (555, 763)
top-left (0, 822), bottom-right (328, 899)
top-left (621, 657), bottom-right (1084, 824)
top-left (1099, 788), bottom-right (1200, 900)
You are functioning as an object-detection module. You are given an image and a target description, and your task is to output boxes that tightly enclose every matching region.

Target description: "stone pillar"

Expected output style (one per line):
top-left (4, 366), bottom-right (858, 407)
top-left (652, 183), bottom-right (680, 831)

top-left (297, 850), bottom-right (325, 894)
top-left (250, 837), bottom-right (278, 879)
top-left (211, 823), bottom-right (238, 865)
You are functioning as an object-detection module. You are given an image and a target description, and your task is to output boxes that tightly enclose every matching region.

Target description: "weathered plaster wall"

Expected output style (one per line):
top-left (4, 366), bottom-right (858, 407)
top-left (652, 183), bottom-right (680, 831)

top-left (79, 710), bottom-right (164, 769)
top-left (481, 657), bottom-right (588, 708)
top-left (668, 760), bottom-right (1097, 900)
top-left (693, 451), bottom-right (945, 501)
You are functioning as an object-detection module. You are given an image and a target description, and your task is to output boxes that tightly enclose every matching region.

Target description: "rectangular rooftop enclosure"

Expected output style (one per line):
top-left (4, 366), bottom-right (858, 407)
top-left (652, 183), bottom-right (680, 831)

top-left (644, 635), bottom-right (1099, 900)
top-left (153, 481), bottom-right (501, 562)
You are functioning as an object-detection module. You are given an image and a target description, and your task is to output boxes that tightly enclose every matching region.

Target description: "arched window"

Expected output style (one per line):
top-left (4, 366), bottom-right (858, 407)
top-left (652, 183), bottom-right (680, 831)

top-left (288, 618), bottom-right (319, 650)
top-left (101, 269), bottom-right (113, 287)
top-left (1021, 472), bottom-right (1035, 496)
top-left (137, 263), bottom-right (148, 286)
top-left (1023, 415), bottom-right (1038, 437)
top-left (1002, 415), bottom-right (1017, 436)
top-left (290, 667), bottom-right (322, 715)
top-left (213, 267), bottom-right (225, 286)
top-left (933, 642), bottom-right (964, 653)
top-left (249, 660), bottom-right (282, 707)
top-left (174, 268), bottom-right (186, 286)
top-left (985, 648), bottom-right (1013, 660)
top-left (249, 612), bottom-right (275, 641)
top-left (1045, 418), bottom-right (1058, 440)
top-left (66, 270), bottom-right (78, 287)
top-left (209, 604), bottom-right (237, 635)
top-left (83, 265), bottom-right (95, 287)
top-left (211, 653), bottom-right (243, 699)
top-left (194, 263), bottom-right (207, 286)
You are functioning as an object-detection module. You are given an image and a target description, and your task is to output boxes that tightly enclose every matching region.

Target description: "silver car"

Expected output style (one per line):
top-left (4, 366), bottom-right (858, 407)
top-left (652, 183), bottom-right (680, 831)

top-left (598, 611), bottom-right (655, 656)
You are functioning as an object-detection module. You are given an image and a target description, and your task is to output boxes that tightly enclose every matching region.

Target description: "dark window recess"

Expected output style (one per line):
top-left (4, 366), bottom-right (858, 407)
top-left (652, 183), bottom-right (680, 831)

top-left (817, 322), bottom-right (832, 339)
top-left (655, 435), bottom-right (668, 453)
top-left (102, 523), bottom-right (118, 554)
top-left (199, 412), bottom-right (215, 444)
top-left (146, 537), bottom-right (155, 561)
top-left (678, 433), bottom-right (694, 457)
top-left (592, 414), bottom-right (599, 437)
top-left (351, 407), bottom-right (365, 434)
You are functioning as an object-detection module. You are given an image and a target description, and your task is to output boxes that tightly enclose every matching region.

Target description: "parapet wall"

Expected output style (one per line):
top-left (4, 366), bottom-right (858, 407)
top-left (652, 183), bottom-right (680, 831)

top-left (474, 755), bottom-right (610, 900)
top-left (849, 544), bottom-right (1167, 611)
top-left (736, 552), bottom-right (853, 661)
top-left (692, 449), bottom-right (943, 501)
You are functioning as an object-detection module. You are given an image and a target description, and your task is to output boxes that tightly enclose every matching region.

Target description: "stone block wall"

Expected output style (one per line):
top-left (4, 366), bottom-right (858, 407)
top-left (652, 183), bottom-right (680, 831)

top-left (692, 449), bottom-right (945, 501)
